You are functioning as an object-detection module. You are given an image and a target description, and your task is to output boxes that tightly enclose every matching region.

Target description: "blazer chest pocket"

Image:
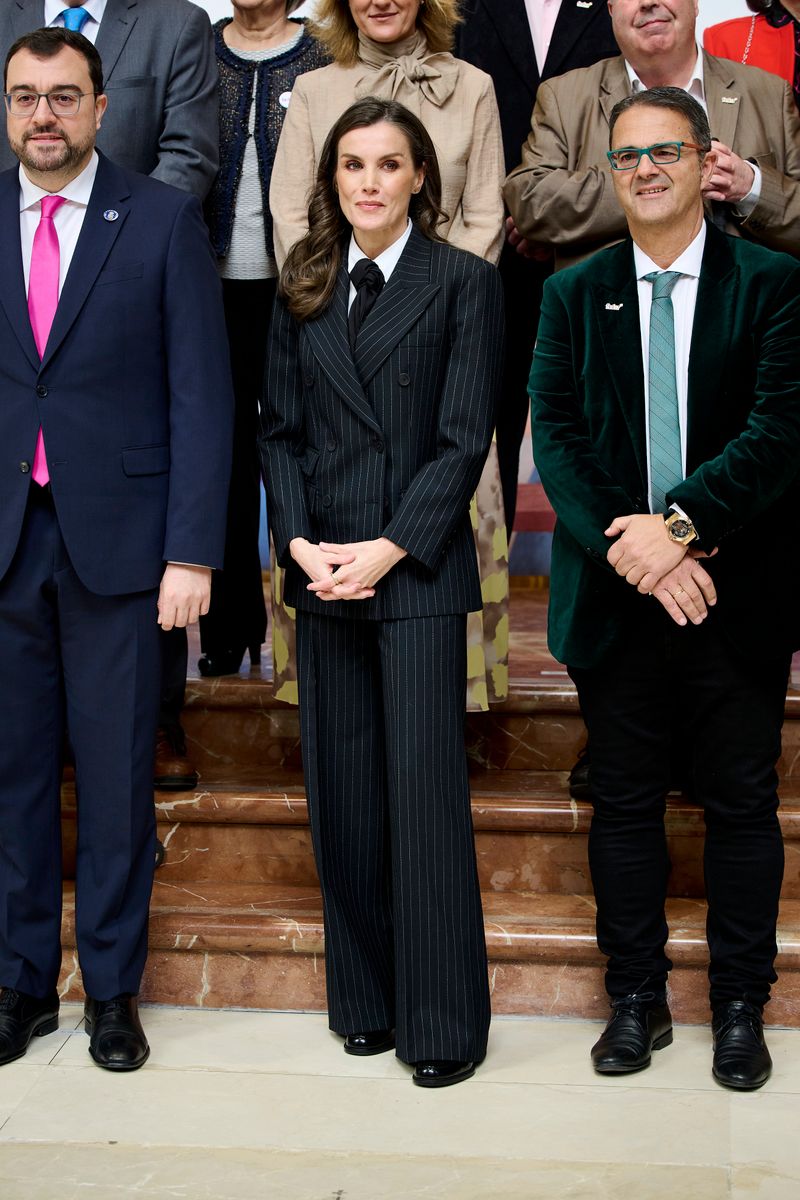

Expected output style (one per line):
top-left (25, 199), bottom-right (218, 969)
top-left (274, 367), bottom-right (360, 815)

top-left (296, 446), bottom-right (319, 478)
top-left (122, 444), bottom-right (170, 476)
top-left (97, 262), bottom-right (144, 286)
top-left (105, 76), bottom-right (156, 92)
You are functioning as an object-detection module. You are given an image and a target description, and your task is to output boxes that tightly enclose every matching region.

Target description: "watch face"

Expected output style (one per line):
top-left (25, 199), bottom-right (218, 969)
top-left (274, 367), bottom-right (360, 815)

top-left (670, 519), bottom-right (691, 539)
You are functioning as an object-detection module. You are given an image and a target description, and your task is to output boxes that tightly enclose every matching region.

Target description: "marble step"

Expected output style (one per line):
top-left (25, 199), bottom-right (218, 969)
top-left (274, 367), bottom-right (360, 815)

top-left (57, 883), bottom-right (800, 1027)
top-left (182, 673), bottom-right (800, 778)
top-left (59, 776), bottom-right (800, 900)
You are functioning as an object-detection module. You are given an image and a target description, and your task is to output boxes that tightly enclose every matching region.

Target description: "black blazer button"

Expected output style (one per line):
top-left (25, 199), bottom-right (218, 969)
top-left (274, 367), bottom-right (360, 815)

top-left (398, 372), bottom-right (410, 387)
top-left (36, 384), bottom-right (48, 397)
top-left (303, 374), bottom-right (314, 387)
top-left (326, 437), bottom-right (337, 451)
top-left (370, 436), bottom-right (384, 453)
top-left (20, 461), bottom-right (31, 473)
top-left (322, 494), bottom-right (333, 507)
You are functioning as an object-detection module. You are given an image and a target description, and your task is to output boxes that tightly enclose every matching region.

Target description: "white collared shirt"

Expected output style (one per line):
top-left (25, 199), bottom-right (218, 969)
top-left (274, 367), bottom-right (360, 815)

top-left (524, 0), bottom-right (563, 75)
top-left (19, 150), bottom-right (99, 294)
top-left (44, 0), bottom-right (108, 43)
top-left (347, 219), bottom-right (413, 313)
top-left (624, 45), bottom-right (761, 215)
top-left (633, 222), bottom-right (705, 512)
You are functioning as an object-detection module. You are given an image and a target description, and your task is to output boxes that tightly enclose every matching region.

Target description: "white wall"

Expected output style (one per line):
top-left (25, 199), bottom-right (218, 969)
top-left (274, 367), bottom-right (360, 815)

top-left (189, 1), bottom-right (750, 39)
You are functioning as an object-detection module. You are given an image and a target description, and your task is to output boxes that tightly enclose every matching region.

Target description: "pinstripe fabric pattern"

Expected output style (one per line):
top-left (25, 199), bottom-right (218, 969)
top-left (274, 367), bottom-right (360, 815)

top-left (260, 228), bottom-right (504, 620)
top-left (297, 611), bottom-right (491, 1063)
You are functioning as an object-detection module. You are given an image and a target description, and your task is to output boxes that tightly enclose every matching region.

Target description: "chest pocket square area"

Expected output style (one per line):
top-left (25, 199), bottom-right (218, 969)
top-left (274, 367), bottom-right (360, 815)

top-left (96, 262), bottom-right (145, 286)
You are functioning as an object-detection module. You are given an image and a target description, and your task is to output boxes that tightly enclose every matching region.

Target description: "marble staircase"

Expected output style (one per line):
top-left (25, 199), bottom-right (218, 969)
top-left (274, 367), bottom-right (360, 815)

top-left (58, 592), bottom-right (800, 1025)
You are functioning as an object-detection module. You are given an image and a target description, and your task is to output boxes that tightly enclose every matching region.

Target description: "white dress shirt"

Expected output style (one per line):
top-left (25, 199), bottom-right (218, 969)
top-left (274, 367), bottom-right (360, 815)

top-left (524, 0), bottom-right (562, 75)
top-left (19, 150), bottom-right (98, 295)
top-left (347, 219), bottom-right (413, 313)
top-left (625, 46), bottom-right (761, 215)
top-left (633, 223), bottom-right (705, 514)
top-left (44, 0), bottom-right (108, 43)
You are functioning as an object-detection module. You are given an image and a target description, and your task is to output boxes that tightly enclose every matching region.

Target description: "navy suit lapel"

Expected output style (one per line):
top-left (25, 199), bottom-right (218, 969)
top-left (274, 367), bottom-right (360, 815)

top-left (95, 0), bottom-right (139, 81)
top-left (0, 168), bottom-right (40, 372)
top-left (303, 265), bottom-right (384, 436)
top-left (40, 154), bottom-right (130, 370)
top-left (544, 0), bottom-right (604, 80)
top-left (686, 224), bottom-right (737, 473)
top-left (354, 229), bottom-right (440, 387)
top-left (590, 241), bottom-right (648, 494)
top-left (482, 0), bottom-right (538, 95)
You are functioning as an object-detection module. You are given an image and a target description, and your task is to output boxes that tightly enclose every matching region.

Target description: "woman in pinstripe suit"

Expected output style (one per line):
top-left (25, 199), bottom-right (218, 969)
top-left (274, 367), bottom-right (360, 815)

top-left (260, 99), bottom-right (504, 1087)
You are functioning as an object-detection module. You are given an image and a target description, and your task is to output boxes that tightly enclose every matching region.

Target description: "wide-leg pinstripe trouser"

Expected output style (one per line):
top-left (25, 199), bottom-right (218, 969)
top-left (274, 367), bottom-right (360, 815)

top-left (297, 611), bottom-right (491, 1064)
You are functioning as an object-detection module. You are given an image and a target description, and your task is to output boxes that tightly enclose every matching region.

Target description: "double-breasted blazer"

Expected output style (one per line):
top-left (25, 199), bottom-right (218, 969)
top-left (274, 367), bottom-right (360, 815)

top-left (454, 0), bottom-right (618, 176)
top-left (529, 223), bottom-right (800, 669)
top-left (504, 51), bottom-right (800, 270)
top-left (260, 228), bottom-right (504, 620)
top-left (0, 0), bottom-right (218, 197)
top-left (0, 153), bottom-right (233, 596)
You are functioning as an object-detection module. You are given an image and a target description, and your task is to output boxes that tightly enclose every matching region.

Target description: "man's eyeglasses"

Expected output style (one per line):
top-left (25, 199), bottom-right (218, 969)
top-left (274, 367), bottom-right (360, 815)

top-left (4, 90), bottom-right (96, 117)
top-left (606, 141), bottom-right (705, 171)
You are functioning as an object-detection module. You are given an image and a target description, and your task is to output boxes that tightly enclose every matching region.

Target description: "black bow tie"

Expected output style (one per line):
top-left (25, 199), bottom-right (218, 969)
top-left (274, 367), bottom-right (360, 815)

top-left (348, 258), bottom-right (385, 351)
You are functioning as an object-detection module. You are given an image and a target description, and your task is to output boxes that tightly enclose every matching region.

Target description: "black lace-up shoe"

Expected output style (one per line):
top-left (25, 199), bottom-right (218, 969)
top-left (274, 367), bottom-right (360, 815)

top-left (343, 1030), bottom-right (395, 1056)
top-left (0, 987), bottom-right (59, 1066)
top-left (712, 1000), bottom-right (772, 1091)
top-left (591, 991), bottom-right (673, 1074)
top-left (84, 995), bottom-right (149, 1071)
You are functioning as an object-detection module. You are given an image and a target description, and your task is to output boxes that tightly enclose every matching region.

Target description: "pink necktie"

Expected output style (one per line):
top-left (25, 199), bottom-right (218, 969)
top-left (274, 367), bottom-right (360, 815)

top-left (28, 194), bottom-right (66, 486)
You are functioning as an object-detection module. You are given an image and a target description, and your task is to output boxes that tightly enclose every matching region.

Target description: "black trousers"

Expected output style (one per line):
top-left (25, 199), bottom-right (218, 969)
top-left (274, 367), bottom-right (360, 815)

top-left (297, 611), bottom-right (491, 1063)
top-left (0, 486), bottom-right (159, 999)
top-left (198, 278), bottom-right (271, 659)
top-left (496, 243), bottom-right (549, 534)
top-left (570, 613), bottom-right (789, 1009)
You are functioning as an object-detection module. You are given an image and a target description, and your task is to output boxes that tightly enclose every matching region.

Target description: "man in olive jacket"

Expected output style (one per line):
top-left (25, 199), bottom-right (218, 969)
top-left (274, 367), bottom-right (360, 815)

top-left (530, 87), bottom-right (800, 1091)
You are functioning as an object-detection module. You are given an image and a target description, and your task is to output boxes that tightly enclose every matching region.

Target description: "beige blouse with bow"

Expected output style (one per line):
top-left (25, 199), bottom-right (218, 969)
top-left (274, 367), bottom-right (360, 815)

top-left (269, 31), bottom-right (505, 266)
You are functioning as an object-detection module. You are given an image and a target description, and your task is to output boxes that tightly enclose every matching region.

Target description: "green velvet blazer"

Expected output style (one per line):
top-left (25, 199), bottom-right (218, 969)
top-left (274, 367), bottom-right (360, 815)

top-left (529, 222), bottom-right (800, 669)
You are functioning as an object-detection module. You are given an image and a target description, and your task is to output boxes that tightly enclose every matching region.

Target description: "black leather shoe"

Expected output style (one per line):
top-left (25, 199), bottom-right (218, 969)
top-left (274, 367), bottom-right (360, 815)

top-left (568, 746), bottom-right (592, 800)
top-left (591, 992), bottom-right (673, 1074)
top-left (197, 644), bottom-right (261, 678)
top-left (344, 1029), bottom-right (395, 1056)
top-left (712, 1000), bottom-right (772, 1091)
top-left (0, 988), bottom-right (59, 1066)
top-left (412, 1060), bottom-right (476, 1088)
top-left (84, 995), bottom-right (150, 1071)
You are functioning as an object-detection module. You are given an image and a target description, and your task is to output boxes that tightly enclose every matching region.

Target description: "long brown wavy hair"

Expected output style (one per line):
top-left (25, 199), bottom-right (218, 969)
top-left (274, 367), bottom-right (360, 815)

top-left (280, 97), bottom-right (446, 323)
top-left (309, 0), bottom-right (461, 65)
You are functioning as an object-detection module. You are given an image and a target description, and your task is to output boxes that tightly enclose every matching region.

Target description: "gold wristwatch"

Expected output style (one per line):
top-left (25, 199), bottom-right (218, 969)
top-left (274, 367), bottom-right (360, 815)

top-left (664, 512), bottom-right (698, 545)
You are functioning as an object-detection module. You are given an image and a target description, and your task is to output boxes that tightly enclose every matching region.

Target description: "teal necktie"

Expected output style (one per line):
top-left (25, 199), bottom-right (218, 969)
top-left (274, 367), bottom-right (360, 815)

top-left (62, 6), bottom-right (90, 33)
top-left (644, 270), bottom-right (683, 512)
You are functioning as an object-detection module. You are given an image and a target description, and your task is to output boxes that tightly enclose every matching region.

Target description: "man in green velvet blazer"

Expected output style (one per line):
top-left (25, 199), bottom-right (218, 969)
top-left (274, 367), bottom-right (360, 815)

top-left (530, 86), bottom-right (800, 1091)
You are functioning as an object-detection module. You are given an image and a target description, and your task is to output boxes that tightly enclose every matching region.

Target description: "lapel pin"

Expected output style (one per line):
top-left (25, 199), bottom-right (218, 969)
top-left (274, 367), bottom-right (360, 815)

top-left (576, 2), bottom-right (593, 7)
top-left (279, 91), bottom-right (292, 109)
top-left (103, 209), bottom-right (119, 222)
top-left (721, 96), bottom-right (738, 104)
top-left (605, 302), bottom-right (624, 311)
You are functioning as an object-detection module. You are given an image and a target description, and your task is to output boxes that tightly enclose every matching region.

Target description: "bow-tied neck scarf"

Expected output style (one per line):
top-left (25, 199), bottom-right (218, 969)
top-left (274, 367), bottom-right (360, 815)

top-left (354, 30), bottom-right (459, 114)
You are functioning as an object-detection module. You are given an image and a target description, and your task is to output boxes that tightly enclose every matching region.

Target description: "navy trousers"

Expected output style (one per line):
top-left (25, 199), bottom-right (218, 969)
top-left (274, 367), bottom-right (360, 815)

top-left (297, 611), bottom-right (490, 1064)
top-left (0, 486), bottom-right (160, 1000)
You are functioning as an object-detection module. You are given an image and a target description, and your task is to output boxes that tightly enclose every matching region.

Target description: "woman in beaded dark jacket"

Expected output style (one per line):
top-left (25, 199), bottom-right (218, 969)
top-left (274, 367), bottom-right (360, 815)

top-left (199, 0), bottom-right (329, 677)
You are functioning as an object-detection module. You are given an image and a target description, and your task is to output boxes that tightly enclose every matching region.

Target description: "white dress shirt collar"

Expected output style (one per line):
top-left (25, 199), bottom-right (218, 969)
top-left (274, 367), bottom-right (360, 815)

top-left (348, 218), bottom-right (413, 284)
top-left (44, 0), bottom-right (108, 40)
top-left (19, 149), bottom-right (99, 214)
top-left (626, 44), bottom-right (706, 110)
top-left (632, 220), bottom-right (706, 283)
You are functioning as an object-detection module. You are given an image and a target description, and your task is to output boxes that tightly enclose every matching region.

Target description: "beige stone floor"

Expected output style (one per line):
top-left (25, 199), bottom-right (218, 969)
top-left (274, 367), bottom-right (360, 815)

top-left (0, 1007), bottom-right (798, 1199)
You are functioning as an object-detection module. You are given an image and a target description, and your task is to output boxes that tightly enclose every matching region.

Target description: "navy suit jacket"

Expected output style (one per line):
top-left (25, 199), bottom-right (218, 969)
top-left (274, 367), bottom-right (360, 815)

top-left (0, 0), bottom-right (218, 197)
top-left (0, 153), bottom-right (233, 596)
top-left (260, 229), bottom-right (504, 620)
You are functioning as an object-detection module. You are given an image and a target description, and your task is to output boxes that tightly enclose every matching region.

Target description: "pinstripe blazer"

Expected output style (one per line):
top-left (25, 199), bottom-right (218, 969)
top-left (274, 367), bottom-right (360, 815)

top-left (260, 227), bottom-right (504, 620)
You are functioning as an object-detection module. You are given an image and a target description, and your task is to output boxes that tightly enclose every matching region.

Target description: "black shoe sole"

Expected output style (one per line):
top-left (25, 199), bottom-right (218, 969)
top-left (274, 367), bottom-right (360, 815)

top-left (153, 776), bottom-right (199, 791)
top-left (712, 1067), bottom-right (770, 1092)
top-left (0, 1013), bottom-right (59, 1067)
top-left (88, 1042), bottom-right (150, 1072)
top-left (592, 1027), bottom-right (673, 1075)
top-left (343, 1039), bottom-right (395, 1056)
top-left (412, 1063), bottom-right (477, 1088)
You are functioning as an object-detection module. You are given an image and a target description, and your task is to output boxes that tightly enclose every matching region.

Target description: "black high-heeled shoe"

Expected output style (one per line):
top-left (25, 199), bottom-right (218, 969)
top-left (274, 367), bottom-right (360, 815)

top-left (197, 643), bottom-right (262, 677)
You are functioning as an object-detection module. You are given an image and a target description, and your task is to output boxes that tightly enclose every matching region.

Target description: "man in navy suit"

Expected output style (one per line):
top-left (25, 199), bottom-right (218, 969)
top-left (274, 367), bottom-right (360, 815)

top-left (0, 28), bottom-right (232, 1070)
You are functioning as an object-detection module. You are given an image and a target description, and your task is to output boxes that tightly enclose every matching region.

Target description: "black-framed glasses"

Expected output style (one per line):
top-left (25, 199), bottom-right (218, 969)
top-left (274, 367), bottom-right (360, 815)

top-left (606, 141), bottom-right (705, 171)
top-left (4, 90), bottom-right (96, 117)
